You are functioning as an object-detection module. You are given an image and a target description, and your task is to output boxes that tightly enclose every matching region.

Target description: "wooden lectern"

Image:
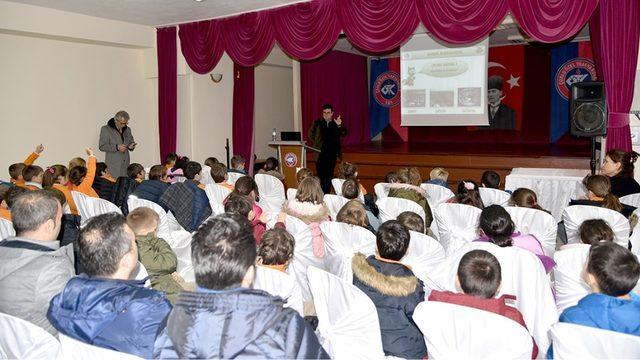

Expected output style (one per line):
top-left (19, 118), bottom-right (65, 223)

top-left (268, 141), bottom-right (319, 189)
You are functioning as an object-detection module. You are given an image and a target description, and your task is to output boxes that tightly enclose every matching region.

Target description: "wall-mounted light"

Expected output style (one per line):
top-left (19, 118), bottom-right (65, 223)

top-left (210, 73), bottom-right (223, 83)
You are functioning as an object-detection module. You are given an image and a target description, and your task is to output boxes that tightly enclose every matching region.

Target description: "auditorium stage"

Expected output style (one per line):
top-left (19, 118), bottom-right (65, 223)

top-left (309, 141), bottom-right (591, 192)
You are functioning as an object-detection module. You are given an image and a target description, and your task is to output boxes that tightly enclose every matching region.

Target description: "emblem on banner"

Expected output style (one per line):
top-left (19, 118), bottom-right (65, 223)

top-left (284, 152), bottom-right (297, 167)
top-left (374, 71), bottom-right (400, 107)
top-left (555, 58), bottom-right (597, 100)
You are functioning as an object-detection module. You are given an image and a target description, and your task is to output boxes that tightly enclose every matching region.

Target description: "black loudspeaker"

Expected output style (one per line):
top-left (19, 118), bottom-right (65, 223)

top-left (570, 81), bottom-right (607, 137)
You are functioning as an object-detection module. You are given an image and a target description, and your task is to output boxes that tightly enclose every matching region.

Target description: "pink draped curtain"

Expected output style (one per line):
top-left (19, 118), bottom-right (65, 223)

top-left (417, 0), bottom-right (508, 44)
top-left (232, 64), bottom-right (256, 174)
top-left (590, 0), bottom-right (640, 151)
top-left (178, 20), bottom-right (224, 74)
top-left (157, 27), bottom-right (177, 161)
top-left (509, 0), bottom-right (599, 43)
top-left (223, 12), bottom-right (276, 67)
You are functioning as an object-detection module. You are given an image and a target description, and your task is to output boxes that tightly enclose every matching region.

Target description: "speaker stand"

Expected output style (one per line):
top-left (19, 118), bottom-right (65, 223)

top-left (590, 137), bottom-right (597, 175)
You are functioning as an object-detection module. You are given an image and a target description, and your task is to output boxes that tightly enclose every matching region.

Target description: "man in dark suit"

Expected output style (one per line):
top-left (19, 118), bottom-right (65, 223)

top-left (308, 104), bottom-right (347, 194)
top-left (487, 75), bottom-right (517, 130)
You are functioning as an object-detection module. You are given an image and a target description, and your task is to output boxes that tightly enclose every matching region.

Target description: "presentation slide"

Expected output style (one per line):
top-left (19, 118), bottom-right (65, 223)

top-left (401, 35), bottom-right (489, 126)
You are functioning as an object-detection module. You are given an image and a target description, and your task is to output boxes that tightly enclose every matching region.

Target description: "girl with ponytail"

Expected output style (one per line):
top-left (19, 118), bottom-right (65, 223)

top-left (43, 164), bottom-right (77, 215)
top-left (570, 175), bottom-right (636, 218)
top-left (475, 205), bottom-right (555, 272)
top-left (509, 188), bottom-right (550, 213)
top-left (601, 149), bottom-right (640, 197)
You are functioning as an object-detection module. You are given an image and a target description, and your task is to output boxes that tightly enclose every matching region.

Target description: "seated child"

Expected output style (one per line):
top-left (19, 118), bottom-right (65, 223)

top-left (397, 210), bottom-right (428, 235)
top-left (425, 167), bottom-right (449, 188)
top-left (257, 157), bottom-right (284, 181)
top-left (509, 188), bottom-right (549, 213)
top-left (160, 161), bottom-right (211, 232)
top-left (385, 171), bottom-right (398, 184)
top-left (128, 163), bottom-right (146, 183)
top-left (448, 180), bottom-right (485, 209)
top-left (210, 163), bottom-right (234, 191)
top-left (164, 152), bottom-right (178, 172)
top-left (166, 156), bottom-right (188, 184)
top-left (336, 199), bottom-right (375, 233)
top-left (284, 177), bottom-right (329, 258)
top-left (0, 186), bottom-right (28, 221)
top-left (481, 170), bottom-right (501, 189)
top-left (22, 165), bottom-right (44, 190)
top-left (92, 162), bottom-right (116, 201)
top-left (341, 178), bottom-right (380, 230)
top-left (429, 249), bottom-right (537, 358)
top-left (388, 167), bottom-right (433, 227)
top-left (229, 154), bottom-right (248, 175)
top-left (231, 176), bottom-right (263, 221)
top-left (225, 193), bottom-right (285, 245)
top-left (351, 220), bottom-right (427, 359)
top-left (68, 157), bottom-right (86, 171)
top-left (126, 207), bottom-right (184, 304)
top-left (341, 162), bottom-right (367, 195)
top-left (43, 165), bottom-right (77, 215)
top-left (257, 227), bottom-right (295, 274)
top-left (8, 144), bottom-right (44, 187)
top-left (204, 157), bottom-right (219, 168)
top-left (68, 148), bottom-right (98, 197)
top-left (132, 165), bottom-right (170, 207)
top-left (296, 168), bottom-right (313, 186)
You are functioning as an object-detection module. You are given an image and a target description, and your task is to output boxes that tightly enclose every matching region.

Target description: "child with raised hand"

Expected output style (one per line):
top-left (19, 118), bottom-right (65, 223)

top-left (127, 207), bottom-right (184, 304)
top-left (68, 148), bottom-right (98, 198)
top-left (22, 165), bottom-right (44, 190)
top-left (9, 144), bottom-right (44, 188)
top-left (43, 165), bottom-right (78, 215)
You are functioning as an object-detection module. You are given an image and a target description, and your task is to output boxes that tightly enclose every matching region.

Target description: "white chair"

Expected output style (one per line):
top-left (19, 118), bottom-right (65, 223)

top-left (253, 265), bottom-right (304, 316)
top-left (549, 322), bottom-right (640, 359)
top-left (331, 178), bottom-right (345, 196)
top-left (562, 205), bottom-right (630, 247)
top-left (130, 262), bottom-right (151, 288)
top-left (505, 206), bottom-right (558, 258)
top-left (323, 194), bottom-right (349, 221)
top-left (0, 312), bottom-right (61, 359)
top-left (59, 333), bottom-right (143, 360)
top-left (403, 231), bottom-right (445, 283)
top-left (320, 222), bottom-right (376, 282)
top-left (200, 165), bottom-right (214, 185)
top-left (286, 216), bottom-right (326, 301)
top-left (226, 171), bottom-right (243, 186)
top-left (255, 173), bottom-right (286, 213)
top-left (420, 183), bottom-right (455, 208)
top-left (424, 242), bottom-right (558, 354)
top-left (553, 244), bottom-right (591, 313)
top-left (143, 167), bottom-right (150, 180)
top-left (204, 183), bottom-right (231, 215)
top-left (376, 197), bottom-right (426, 224)
top-left (374, 182), bottom-right (390, 200)
top-left (413, 301), bottom-right (533, 359)
top-left (0, 217), bottom-right (15, 239)
top-left (287, 188), bottom-right (297, 201)
top-left (433, 203), bottom-right (482, 255)
top-left (479, 187), bottom-right (511, 207)
top-left (620, 192), bottom-right (640, 209)
top-left (72, 191), bottom-right (122, 225)
top-left (307, 267), bottom-right (385, 360)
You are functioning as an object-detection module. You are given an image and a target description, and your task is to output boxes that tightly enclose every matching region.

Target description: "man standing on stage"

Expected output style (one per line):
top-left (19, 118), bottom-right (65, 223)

top-left (487, 75), bottom-right (517, 130)
top-left (308, 104), bottom-right (347, 194)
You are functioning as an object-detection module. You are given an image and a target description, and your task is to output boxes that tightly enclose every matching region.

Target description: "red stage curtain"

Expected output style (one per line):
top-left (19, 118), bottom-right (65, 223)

top-left (232, 64), bottom-right (256, 174)
top-left (509, 0), bottom-right (599, 43)
top-left (417, 0), bottom-right (508, 44)
top-left (271, 0), bottom-right (341, 60)
top-left (590, 0), bottom-right (639, 152)
top-left (157, 27), bottom-right (177, 161)
top-left (301, 51), bottom-right (370, 147)
top-left (223, 12), bottom-right (276, 67)
top-left (178, 20), bottom-right (224, 74)
top-left (338, 0), bottom-right (419, 53)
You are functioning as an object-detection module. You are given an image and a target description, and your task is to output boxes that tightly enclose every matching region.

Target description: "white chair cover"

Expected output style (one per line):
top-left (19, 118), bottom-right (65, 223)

top-left (323, 194), bottom-right (349, 221)
top-left (143, 167), bottom-right (150, 180)
top-left (130, 262), bottom-right (151, 288)
top-left (424, 242), bottom-right (558, 355)
top-left (620, 192), bottom-right (640, 209)
top-left (286, 216), bottom-right (326, 301)
top-left (553, 244), bottom-right (591, 313)
top-left (287, 188), bottom-right (297, 201)
top-left (320, 222), bottom-right (376, 282)
top-left (374, 182), bottom-right (390, 200)
top-left (253, 265), bottom-right (304, 316)
top-left (413, 301), bottom-right (533, 359)
top-left (72, 191), bottom-right (122, 225)
top-left (403, 231), bottom-right (445, 283)
top-left (630, 212), bottom-right (640, 258)
top-left (0, 312), bottom-right (61, 359)
top-left (479, 187), bottom-right (511, 207)
top-left (433, 203), bottom-right (482, 255)
top-left (376, 197), bottom-right (426, 224)
top-left (204, 184), bottom-right (231, 215)
top-left (505, 206), bottom-right (558, 258)
top-left (255, 174), bottom-right (286, 213)
top-left (307, 267), bottom-right (385, 360)
top-left (562, 205), bottom-right (630, 247)
top-left (58, 333), bottom-right (143, 360)
top-left (200, 165), bottom-right (214, 185)
top-left (549, 322), bottom-right (640, 359)
top-left (0, 217), bottom-right (15, 239)
top-left (420, 183), bottom-right (455, 208)
top-left (331, 178), bottom-right (345, 196)
top-left (226, 172), bottom-right (243, 186)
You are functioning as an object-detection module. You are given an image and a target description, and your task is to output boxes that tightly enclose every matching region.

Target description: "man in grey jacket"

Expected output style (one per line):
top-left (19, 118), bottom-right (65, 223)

top-left (99, 110), bottom-right (136, 178)
top-left (0, 191), bottom-right (74, 335)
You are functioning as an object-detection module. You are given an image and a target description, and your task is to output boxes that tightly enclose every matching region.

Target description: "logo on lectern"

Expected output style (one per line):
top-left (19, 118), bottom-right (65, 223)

top-left (284, 153), bottom-right (298, 167)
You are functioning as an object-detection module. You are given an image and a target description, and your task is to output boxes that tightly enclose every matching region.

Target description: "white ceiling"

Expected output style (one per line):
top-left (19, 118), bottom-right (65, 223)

top-left (4, 0), bottom-right (310, 27)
